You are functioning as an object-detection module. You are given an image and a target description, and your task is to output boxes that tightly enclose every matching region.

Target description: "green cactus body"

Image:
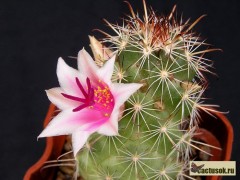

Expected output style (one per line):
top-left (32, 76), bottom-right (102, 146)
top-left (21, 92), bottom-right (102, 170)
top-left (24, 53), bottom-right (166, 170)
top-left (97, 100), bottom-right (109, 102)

top-left (76, 1), bottom-right (219, 179)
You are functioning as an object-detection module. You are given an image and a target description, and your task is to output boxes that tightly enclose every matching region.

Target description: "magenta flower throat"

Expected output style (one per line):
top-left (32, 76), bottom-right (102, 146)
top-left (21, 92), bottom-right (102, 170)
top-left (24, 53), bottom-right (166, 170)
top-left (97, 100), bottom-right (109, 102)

top-left (62, 77), bottom-right (114, 117)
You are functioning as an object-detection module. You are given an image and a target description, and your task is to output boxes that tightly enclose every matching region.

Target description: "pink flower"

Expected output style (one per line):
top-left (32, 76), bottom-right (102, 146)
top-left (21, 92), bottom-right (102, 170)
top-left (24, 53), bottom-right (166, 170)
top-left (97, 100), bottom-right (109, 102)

top-left (38, 49), bottom-right (142, 156)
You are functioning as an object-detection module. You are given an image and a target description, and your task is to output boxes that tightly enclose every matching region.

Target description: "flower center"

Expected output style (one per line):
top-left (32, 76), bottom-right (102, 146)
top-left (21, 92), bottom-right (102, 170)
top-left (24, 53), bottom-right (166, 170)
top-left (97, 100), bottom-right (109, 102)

top-left (61, 77), bottom-right (95, 112)
top-left (61, 77), bottom-right (114, 116)
top-left (92, 80), bottom-right (115, 115)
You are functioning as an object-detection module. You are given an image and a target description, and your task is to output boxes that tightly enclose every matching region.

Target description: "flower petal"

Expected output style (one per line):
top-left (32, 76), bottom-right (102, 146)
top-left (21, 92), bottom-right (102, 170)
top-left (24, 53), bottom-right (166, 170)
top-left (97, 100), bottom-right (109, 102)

top-left (97, 107), bottom-right (119, 136)
top-left (57, 57), bottom-right (86, 96)
top-left (38, 110), bottom-right (78, 138)
top-left (72, 130), bottom-right (90, 156)
top-left (77, 49), bottom-right (99, 81)
top-left (46, 88), bottom-right (79, 110)
top-left (38, 108), bottom-right (104, 138)
top-left (97, 54), bottom-right (116, 84)
top-left (111, 83), bottom-right (143, 108)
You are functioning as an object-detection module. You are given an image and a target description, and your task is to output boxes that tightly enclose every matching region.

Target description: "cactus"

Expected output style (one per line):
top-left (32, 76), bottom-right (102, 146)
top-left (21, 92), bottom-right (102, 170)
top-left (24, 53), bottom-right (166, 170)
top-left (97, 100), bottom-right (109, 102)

top-left (73, 1), bottom-right (221, 179)
top-left (40, 1), bottom-right (222, 179)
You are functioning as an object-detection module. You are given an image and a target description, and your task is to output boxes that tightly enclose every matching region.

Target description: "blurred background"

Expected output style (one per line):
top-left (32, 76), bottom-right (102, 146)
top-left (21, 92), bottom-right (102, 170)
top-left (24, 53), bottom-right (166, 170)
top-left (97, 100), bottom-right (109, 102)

top-left (0, 0), bottom-right (239, 179)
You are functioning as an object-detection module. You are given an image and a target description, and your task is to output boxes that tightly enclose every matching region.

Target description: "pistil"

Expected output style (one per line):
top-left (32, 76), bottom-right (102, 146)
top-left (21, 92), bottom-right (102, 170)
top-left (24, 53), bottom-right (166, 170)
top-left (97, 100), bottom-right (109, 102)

top-left (62, 77), bottom-right (95, 112)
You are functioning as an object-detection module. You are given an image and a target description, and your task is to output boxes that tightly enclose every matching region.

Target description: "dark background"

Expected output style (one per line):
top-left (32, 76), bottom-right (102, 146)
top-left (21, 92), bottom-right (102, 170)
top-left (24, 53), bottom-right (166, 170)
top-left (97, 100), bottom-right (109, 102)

top-left (0, 0), bottom-right (239, 179)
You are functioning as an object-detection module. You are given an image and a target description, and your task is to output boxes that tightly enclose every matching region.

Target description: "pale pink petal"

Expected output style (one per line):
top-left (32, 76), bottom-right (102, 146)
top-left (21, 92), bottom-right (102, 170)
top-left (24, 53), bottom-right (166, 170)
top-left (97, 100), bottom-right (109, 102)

top-left (111, 83), bottom-right (143, 108)
top-left (97, 107), bottom-right (119, 136)
top-left (46, 88), bottom-right (79, 110)
top-left (97, 54), bottom-right (116, 84)
top-left (77, 49), bottom-right (99, 81)
top-left (72, 130), bottom-right (90, 156)
top-left (38, 109), bottom-right (78, 138)
top-left (57, 57), bottom-right (86, 96)
top-left (38, 108), bottom-right (103, 138)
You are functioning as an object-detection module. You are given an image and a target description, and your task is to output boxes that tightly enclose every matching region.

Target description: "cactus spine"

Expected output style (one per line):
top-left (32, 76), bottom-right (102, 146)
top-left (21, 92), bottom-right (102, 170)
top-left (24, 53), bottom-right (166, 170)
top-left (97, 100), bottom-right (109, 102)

top-left (76, 1), bottom-right (220, 179)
